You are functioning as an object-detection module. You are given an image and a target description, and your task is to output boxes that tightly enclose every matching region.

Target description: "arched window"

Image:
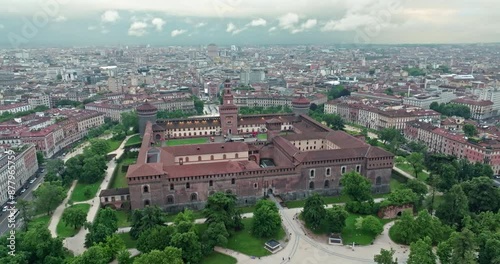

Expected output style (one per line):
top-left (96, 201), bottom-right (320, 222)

top-left (223, 154), bottom-right (227, 159)
top-left (170, 184), bottom-right (174, 190)
top-left (235, 153), bottom-right (239, 158)
top-left (341, 166), bottom-right (346, 174)
top-left (167, 195), bottom-right (174, 204)
top-left (209, 180), bottom-right (213, 187)
top-left (186, 182), bottom-right (190, 189)
top-left (324, 180), bottom-right (330, 188)
top-left (310, 169), bottom-right (315, 178)
top-left (198, 156), bottom-right (202, 161)
top-left (231, 178), bottom-right (235, 184)
top-left (309, 181), bottom-right (315, 190)
top-left (211, 155), bottom-right (214, 160)
top-left (326, 168), bottom-right (331, 176)
top-left (191, 193), bottom-right (198, 201)
top-left (144, 200), bottom-right (150, 206)
top-left (376, 176), bottom-right (382, 186)
top-left (185, 157), bottom-right (189, 162)
top-left (143, 185), bottom-right (149, 193)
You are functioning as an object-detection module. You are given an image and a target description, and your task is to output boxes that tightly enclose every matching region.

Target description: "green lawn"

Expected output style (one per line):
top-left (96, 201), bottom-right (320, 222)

top-left (226, 217), bottom-right (285, 257)
top-left (28, 215), bottom-right (51, 229)
top-left (107, 138), bottom-right (123, 152)
top-left (117, 232), bottom-right (137, 249)
top-left (166, 138), bottom-right (209, 146)
top-left (395, 157), bottom-right (430, 181)
top-left (257, 134), bottom-right (267, 140)
top-left (56, 204), bottom-right (91, 238)
top-left (116, 210), bottom-right (131, 228)
top-left (70, 180), bottom-right (102, 202)
top-left (110, 156), bottom-right (136, 189)
top-left (203, 252), bottom-right (237, 264)
top-left (124, 135), bottom-right (141, 147)
top-left (341, 214), bottom-right (392, 245)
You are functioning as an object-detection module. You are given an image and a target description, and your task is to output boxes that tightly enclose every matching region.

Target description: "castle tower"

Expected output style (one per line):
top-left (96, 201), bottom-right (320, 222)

top-left (137, 101), bottom-right (158, 137)
top-left (266, 118), bottom-right (282, 143)
top-left (218, 79), bottom-right (239, 136)
top-left (292, 94), bottom-right (310, 117)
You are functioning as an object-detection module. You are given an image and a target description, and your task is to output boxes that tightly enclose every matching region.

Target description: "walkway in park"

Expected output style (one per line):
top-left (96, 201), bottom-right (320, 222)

top-left (47, 134), bottom-right (134, 256)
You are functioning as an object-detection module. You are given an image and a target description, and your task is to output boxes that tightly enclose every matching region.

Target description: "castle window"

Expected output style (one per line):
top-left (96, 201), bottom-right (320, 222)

top-left (231, 178), bottom-right (235, 184)
top-left (143, 185), bottom-right (149, 193)
top-left (167, 195), bottom-right (174, 204)
top-left (376, 177), bottom-right (382, 186)
top-left (111, 197), bottom-right (115, 202)
top-left (254, 183), bottom-right (258, 189)
top-left (186, 182), bottom-right (190, 189)
top-left (309, 169), bottom-right (315, 178)
top-left (235, 153), bottom-right (239, 158)
top-left (309, 181), bottom-right (315, 190)
top-left (170, 184), bottom-right (174, 190)
top-left (144, 200), bottom-right (150, 206)
top-left (191, 193), bottom-right (198, 201)
top-left (104, 197), bottom-right (109, 202)
top-left (198, 156), bottom-right (202, 161)
top-left (324, 180), bottom-right (330, 188)
top-left (326, 168), bottom-right (331, 176)
top-left (341, 166), bottom-right (346, 174)
top-left (223, 154), bottom-right (227, 159)
top-left (209, 180), bottom-right (213, 187)
top-left (211, 155), bottom-right (214, 160)
top-left (356, 165), bottom-right (361, 173)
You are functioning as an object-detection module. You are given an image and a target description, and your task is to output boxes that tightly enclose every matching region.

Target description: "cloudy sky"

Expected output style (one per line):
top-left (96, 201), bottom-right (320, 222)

top-left (0, 0), bottom-right (499, 48)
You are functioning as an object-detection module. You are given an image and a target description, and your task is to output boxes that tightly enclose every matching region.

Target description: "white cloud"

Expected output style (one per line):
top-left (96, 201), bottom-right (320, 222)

top-left (195, 22), bottom-right (206, 28)
top-left (248, 18), bottom-right (267, 27)
top-left (226, 22), bottom-right (236, 33)
top-left (322, 14), bottom-right (377, 31)
top-left (171, 29), bottom-right (187, 37)
top-left (128, 21), bottom-right (148, 36)
top-left (54, 16), bottom-right (67, 22)
top-left (268, 26), bottom-right (277, 32)
top-left (278, 13), bottom-right (299, 30)
top-left (88, 26), bottom-right (96, 31)
top-left (101, 10), bottom-right (120, 23)
top-left (291, 18), bottom-right (317, 33)
top-left (151, 18), bottom-right (166, 31)
top-left (0, 24), bottom-right (4, 30)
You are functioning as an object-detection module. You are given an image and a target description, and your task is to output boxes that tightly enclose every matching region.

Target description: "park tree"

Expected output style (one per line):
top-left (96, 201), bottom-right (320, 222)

top-left (252, 199), bottom-right (281, 238)
top-left (121, 111), bottom-right (139, 133)
top-left (437, 240), bottom-right (453, 264)
top-left (406, 152), bottom-right (425, 179)
top-left (80, 154), bottom-right (107, 183)
top-left (391, 210), bottom-right (417, 244)
top-left (374, 248), bottom-right (398, 264)
top-left (202, 221), bottom-right (230, 254)
top-left (463, 123), bottom-right (478, 137)
top-left (405, 179), bottom-right (428, 196)
top-left (323, 114), bottom-right (345, 130)
top-left (435, 184), bottom-right (469, 228)
top-left (19, 223), bottom-right (67, 264)
top-left (203, 192), bottom-right (242, 231)
top-left (341, 171), bottom-right (372, 202)
top-left (360, 215), bottom-right (383, 236)
top-left (436, 163), bottom-right (458, 191)
top-left (89, 138), bottom-right (110, 156)
top-left (137, 225), bottom-right (175, 254)
top-left (46, 158), bottom-right (64, 175)
top-left (461, 176), bottom-right (500, 213)
top-left (407, 141), bottom-right (427, 153)
top-left (36, 151), bottom-right (45, 165)
top-left (16, 199), bottom-right (34, 230)
top-left (449, 229), bottom-right (478, 264)
top-left (477, 232), bottom-right (500, 264)
top-left (85, 208), bottom-right (118, 247)
top-left (71, 244), bottom-right (112, 264)
top-left (171, 231), bottom-right (202, 264)
top-left (62, 206), bottom-right (88, 229)
top-left (133, 247), bottom-right (183, 264)
top-left (302, 193), bottom-right (326, 230)
top-left (379, 127), bottom-right (405, 151)
top-left (407, 237), bottom-right (437, 264)
top-left (383, 188), bottom-right (419, 206)
top-left (117, 249), bottom-right (132, 264)
top-left (325, 205), bottom-right (349, 233)
top-left (33, 181), bottom-right (66, 215)
top-left (130, 206), bottom-right (165, 239)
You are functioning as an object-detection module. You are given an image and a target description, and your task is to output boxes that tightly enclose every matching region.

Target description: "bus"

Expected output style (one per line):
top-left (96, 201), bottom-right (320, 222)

top-left (226, 137), bottom-right (244, 142)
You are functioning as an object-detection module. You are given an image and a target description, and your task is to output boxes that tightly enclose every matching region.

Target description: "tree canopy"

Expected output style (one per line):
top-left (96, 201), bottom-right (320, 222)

top-left (252, 199), bottom-right (281, 238)
top-left (341, 171), bottom-right (372, 202)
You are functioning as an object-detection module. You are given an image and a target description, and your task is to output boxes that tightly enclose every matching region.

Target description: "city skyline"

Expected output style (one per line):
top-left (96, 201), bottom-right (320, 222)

top-left (1, 0), bottom-right (500, 47)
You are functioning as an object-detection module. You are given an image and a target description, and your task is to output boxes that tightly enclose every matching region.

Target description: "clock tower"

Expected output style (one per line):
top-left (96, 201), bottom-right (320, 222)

top-left (219, 79), bottom-right (238, 136)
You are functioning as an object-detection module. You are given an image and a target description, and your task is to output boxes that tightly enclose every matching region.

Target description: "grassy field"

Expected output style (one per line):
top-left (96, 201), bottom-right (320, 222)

top-left (257, 134), bottom-right (267, 140)
top-left (107, 138), bottom-right (123, 152)
top-left (124, 134), bottom-right (141, 147)
top-left (110, 156), bottom-right (137, 189)
top-left (395, 156), bottom-right (430, 181)
top-left (117, 232), bottom-right (137, 249)
top-left (28, 215), bottom-right (51, 228)
top-left (70, 180), bottom-right (102, 202)
top-left (341, 214), bottom-right (392, 245)
top-left (115, 210), bottom-right (131, 228)
top-left (56, 204), bottom-right (91, 238)
top-left (203, 252), bottom-right (237, 264)
top-left (226, 217), bottom-right (285, 257)
top-left (166, 138), bottom-right (209, 146)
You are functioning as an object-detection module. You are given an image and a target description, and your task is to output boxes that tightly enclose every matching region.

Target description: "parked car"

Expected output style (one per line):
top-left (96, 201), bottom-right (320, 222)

top-left (20, 188), bottom-right (26, 193)
top-left (29, 179), bottom-right (35, 184)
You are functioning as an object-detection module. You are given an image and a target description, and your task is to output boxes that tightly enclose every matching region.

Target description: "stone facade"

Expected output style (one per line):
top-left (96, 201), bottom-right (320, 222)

top-left (378, 204), bottom-right (414, 219)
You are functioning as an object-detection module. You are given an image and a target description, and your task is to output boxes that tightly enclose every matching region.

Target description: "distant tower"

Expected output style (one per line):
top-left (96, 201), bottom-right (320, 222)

top-left (266, 118), bottom-right (282, 143)
top-left (207, 43), bottom-right (218, 59)
top-left (219, 79), bottom-right (238, 136)
top-left (292, 94), bottom-right (310, 117)
top-left (137, 101), bottom-right (158, 137)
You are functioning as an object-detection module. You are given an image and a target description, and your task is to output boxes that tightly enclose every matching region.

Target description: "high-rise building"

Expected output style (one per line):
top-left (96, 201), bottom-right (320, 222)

top-left (207, 43), bottom-right (218, 58)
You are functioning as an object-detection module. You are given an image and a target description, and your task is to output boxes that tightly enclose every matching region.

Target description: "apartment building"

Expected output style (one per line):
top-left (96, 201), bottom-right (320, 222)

top-left (0, 103), bottom-right (32, 115)
top-left (451, 98), bottom-right (494, 120)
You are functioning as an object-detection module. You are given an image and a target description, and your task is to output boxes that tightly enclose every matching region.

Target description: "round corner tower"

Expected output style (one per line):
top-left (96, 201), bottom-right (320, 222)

top-left (137, 101), bottom-right (158, 137)
top-left (292, 94), bottom-right (311, 117)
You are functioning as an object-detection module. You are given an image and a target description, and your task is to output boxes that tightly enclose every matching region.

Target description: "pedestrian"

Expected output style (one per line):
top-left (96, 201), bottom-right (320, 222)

top-left (288, 257), bottom-right (290, 260)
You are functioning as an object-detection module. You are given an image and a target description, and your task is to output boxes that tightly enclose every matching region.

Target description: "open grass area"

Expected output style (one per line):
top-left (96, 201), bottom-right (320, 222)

top-left (395, 156), bottom-right (430, 181)
top-left (203, 252), bottom-right (237, 264)
top-left (226, 217), bottom-right (285, 257)
top-left (117, 232), bottom-right (138, 249)
top-left (166, 137), bottom-right (209, 146)
top-left (257, 133), bottom-right (267, 140)
top-left (341, 214), bottom-right (392, 245)
top-left (124, 134), bottom-right (141, 147)
top-left (110, 156), bottom-right (137, 189)
top-left (115, 210), bottom-right (131, 228)
top-left (28, 215), bottom-right (51, 228)
top-left (56, 204), bottom-right (91, 238)
top-left (107, 138), bottom-right (123, 152)
top-left (70, 180), bottom-right (102, 202)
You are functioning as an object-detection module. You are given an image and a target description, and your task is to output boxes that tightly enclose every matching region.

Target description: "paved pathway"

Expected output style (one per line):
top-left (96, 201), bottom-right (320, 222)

top-left (47, 135), bottom-right (134, 255)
